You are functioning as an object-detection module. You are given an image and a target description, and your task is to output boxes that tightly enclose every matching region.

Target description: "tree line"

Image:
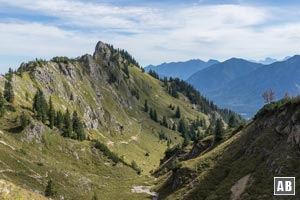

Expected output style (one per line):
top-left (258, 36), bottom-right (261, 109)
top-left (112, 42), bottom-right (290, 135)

top-left (144, 99), bottom-right (213, 146)
top-left (32, 89), bottom-right (86, 141)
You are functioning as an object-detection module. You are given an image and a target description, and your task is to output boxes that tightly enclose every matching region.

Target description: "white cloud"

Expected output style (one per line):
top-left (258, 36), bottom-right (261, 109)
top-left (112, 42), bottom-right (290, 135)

top-left (0, 0), bottom-right (300, 70)
top-left (0, 22), bottom-right (97, 58)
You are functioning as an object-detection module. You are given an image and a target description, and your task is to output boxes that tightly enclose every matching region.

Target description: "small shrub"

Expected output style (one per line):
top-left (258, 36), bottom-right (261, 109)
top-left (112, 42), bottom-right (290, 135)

top-left (131, 160), bottom-right (142, 175)
top-left (170, 159), bottom-right (182, 172)
top-left (93, 140), bottom-right (123, 163)
top-left (5, 104), bottom-right (16, 112)
top-left (19, 148), bottom-right (27, 155)
top-left (45, 179), bottom-right (56, 197)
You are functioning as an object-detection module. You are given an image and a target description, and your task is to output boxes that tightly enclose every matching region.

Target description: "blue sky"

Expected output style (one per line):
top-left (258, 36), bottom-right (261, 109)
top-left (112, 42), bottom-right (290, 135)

top-left (1, 0), bottom-right (300, 73)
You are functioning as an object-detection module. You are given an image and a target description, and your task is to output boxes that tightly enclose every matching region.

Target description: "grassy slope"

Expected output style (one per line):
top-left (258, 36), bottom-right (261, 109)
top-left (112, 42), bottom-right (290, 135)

top-left (8, 61), bottom-right (206, 174)
top-left (0, 112), bottom-right (150, 200)
top-left (159, 99), bottom-right (300, 200)
top-left (0, 179), bottom-right (48, 200)
top-left (0, 52), bottom-right (210, 199)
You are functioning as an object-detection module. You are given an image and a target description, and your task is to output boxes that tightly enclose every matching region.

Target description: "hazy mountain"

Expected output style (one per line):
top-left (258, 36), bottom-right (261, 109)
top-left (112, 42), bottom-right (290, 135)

top-left (258, 57), bottom-right (278, 64)
top-left (187, 58), bottom-right (263, 95)
top-left (207, 55), bottom-right (300, 118)
top-left (145, 59), bottom-right (219, 80)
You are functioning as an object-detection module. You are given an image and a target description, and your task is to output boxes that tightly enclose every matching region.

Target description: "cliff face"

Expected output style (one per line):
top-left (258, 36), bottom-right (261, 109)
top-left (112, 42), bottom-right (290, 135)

top-left (157, 99), bottom-right (300, 200)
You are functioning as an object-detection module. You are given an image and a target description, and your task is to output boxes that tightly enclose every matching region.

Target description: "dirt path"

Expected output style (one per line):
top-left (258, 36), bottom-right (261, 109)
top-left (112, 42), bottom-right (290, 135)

top-left (131, 186), bottom-right (158, 200)
top-left (118, 123), bottom-right (142, 145)
top-left (0, 141), bottom-right (15, 150)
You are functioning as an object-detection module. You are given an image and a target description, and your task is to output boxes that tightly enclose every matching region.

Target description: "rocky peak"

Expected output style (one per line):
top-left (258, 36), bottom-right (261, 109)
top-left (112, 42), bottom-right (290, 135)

top-left (93, 41), bottom-right (111, 61)
top-left (95, 41), bottom-right (108, 53)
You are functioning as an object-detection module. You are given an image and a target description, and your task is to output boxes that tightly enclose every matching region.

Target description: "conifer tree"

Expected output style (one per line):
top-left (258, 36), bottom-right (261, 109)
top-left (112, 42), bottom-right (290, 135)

top-left (48, 97), bottom-right (55, 129)
top-left (0, 93), bottom-right (5, 117)
top-left (20, 112), bottom-right (30, 128)
top-left (149, 108), bottom-right (153, 119)
top-left (228, 115), bottom-right (237, 128)
top-left (175, 106), bottom-right (181, 118)
top-left (4, 80), bottom-right (14, 103)
top-left (45, 179), bottom-right (55, 197)
top-left (63, 109), bottom-right (72, 138)
top-left (214, 119), bottom-right (224, 142)
top-left (144, 100), bottom-right (148, 112)
top-left (55, 110), bottom-right (64, 129)
top-left (162, 116), bottom-right (168, 128)
top-left (72, 111), bottom-right (86, 141)
top-left (153, 109), bottom-right (158, 122)
top-left (7, 68), bottom-right (13, 81)
top-left (123, 65), bottom-right (129, 78)
top-left (33, 89), bottom-right (48, 123)
top-left (172, 123), bottom-right (176, 131)
top-left (182, 134), bottom-right (190, 147)
top-left (178, 118), bottom-right (187, 135)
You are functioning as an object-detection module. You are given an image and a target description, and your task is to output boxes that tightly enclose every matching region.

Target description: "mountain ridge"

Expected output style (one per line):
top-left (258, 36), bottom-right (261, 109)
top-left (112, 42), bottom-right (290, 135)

top-left (187, 58), bottom-right (263, 96)
top-left (156, 97), bottom-right (300, 200)
top-left (145, 59), bottom-right (219, 80)
top-left (206, 55), bottom-right (300, 118)
top-left (0, 41), bottom-right (239, 199)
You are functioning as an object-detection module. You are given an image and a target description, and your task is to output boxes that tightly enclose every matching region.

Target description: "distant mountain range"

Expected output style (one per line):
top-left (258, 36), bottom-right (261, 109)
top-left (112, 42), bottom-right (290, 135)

top-left (144, 59), bottom-right (219, 80)
top-left (146, 56), bottom-right (300, 118)
top-left (202, 55), bottom-right (300, 118)
top-left (257, 57), bottom-right (278, 64)
top-left (188, 58), bottom-right (263, 95)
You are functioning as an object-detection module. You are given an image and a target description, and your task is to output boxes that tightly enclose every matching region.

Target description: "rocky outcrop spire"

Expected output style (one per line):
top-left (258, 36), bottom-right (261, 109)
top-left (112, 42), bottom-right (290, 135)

top-left (93, 41), bottom-right (111, 61)
top-left (94, 41), bottom-right (109, 54)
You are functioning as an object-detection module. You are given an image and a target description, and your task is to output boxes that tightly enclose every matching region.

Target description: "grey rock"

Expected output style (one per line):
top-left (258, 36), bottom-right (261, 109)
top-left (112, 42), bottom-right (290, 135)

top-left (22, 122), bottom-right (46, 143)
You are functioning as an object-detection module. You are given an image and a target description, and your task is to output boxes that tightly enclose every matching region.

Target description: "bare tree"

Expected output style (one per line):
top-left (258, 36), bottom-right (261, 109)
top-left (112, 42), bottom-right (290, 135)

top-left (262, 91), bottom-right (269, 104)
top-left (262, 88), bottom-right (275, 104)
top-left (269, 88), bottom-right (275, 102)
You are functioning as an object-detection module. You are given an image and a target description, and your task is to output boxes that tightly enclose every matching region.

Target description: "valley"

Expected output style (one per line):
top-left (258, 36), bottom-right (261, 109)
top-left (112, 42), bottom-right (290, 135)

top-left (0, 41), bottom-right (299, 200)
top-left (0, 41), bottom-right (239, 199)
top-left (1, 0), bottom-right (300, 199)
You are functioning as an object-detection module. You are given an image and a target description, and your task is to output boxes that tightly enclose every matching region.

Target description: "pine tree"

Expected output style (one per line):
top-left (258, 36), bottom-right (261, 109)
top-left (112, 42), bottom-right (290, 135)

top-left (149, 108), bottom-right (153, 120)
top-left (0, 93), bottom-right (5, 117)
top-left (7, 68), bottom-right (13, 81)
top-left (153, 109), bottom-right (158, 122)
top-left (214, 119), bottom-right (224, 142)
top-left (144, 100), bottom-right (148, 112)
top-left (48, 97), bottom-right (55, 129)
top-left (182, 134), bottom-right (190, 147)
top-left (45, 179), bottom-right (55, 197)
top-left (4, 80), bottom-right (14, 103)
top-left (63, 109), bottom-right (72, 138)
top-left (33, 89), bottom-right (48, 123)
top-left (123, 65), bottom-right (129, 78)
top-left (17, 66), bottom-right (25, 77)
top-left (178, 118), bottom-right (187, 135)
top-left (55, 110), bottom-right (64, 129)
top-left (72, 111), bottom-right (86, 141)
top-left (172, 123), bottom-right (176, 131)
top-left (175, 106), bottom-right (181, 118)
top-left (228, 115), bottom-right (237, 128)
top-left (162, 116), bottom-right (168, 127)
top-left (20, 112), bottom-right (30, 128)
